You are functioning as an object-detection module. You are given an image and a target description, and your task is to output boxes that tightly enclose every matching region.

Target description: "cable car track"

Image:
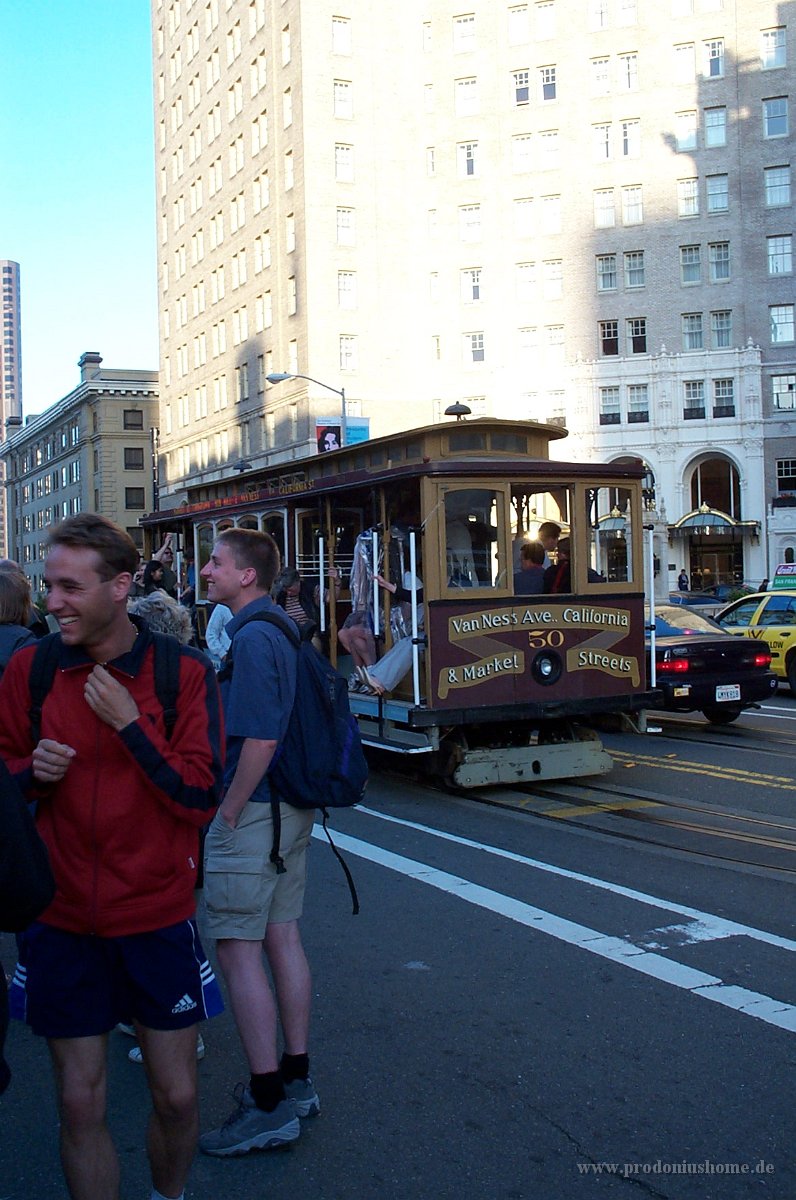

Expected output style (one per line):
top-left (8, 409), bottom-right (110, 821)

top-left (457, 777), bottom-right (796, 878)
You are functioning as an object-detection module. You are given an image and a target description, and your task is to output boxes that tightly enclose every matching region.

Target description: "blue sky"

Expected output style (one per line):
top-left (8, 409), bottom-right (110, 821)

top-left (0, 1), bottom-right (157, 415)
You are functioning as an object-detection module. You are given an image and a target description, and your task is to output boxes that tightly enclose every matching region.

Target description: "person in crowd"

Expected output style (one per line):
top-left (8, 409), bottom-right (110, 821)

top-left (129, 554), bottom-right (147, 599)
top-left (143, 560), bottom-right (167, 595)
top-left (514, 541), bottom-right (546, 595)
top-left (151, 535), bottom-right (178, 598)
top-left (198, 528), bottom-right (319, 1157)
top-left (0, 567), bottom-right (36, 679)
top-left (0, 514), bottom-right (224, 1200)
top-left (204, 602), bottom-right (233, 670)
top-left (128, 590), bottom-right (194, 646)
top-left (0, 560), bottom-right (51, 637)
top-left (358, 571), bottom-right (424, 697)
top-left (537, 521), bottom-right (562, 568)
top-left (272, 565), bottom-right (340, 652)
top-left (677, 568), bottom-right (689, 592)
top-left (544, 538), bottom-right (605, 594)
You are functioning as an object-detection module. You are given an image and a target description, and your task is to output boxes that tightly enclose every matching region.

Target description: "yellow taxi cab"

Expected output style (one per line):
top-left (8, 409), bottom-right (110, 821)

top-left (715, 588), bottom-right (796, 693)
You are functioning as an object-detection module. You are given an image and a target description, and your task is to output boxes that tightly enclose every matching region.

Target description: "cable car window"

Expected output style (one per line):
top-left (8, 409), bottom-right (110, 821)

top-left (490, 432), bottom-right (527, 454)
top-left (587, 487), bottom-right (630, 583)
top-left (510, 486), bottom-right (571, 583)
top-left (448, 429), bottom-right (487, 452)
top-left (262, 511), bottom-right (286, 560)
top-left (445, 489), bottom-right (505, 588)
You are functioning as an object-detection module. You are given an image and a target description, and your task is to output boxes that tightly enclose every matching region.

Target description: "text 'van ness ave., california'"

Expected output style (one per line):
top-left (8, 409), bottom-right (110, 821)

top-left (449, 606), bottom-right (630, 637)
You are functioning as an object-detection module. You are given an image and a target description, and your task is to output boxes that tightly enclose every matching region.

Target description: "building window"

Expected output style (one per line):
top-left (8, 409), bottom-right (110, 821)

top-left (596, 254), bottom-right (617, 291)
top-left (683, 380), bottom-right (705, 418)
top-left (599, 386), bottom-right (621, 425)
top-left (768, 234), bottom-right (793, 275)
top-left (627, 317), bottom-right (647, 353)
top-left (515, 262), bottom-right (536, 302)
top-left (332, 15), bottom-right (352, 55)
top-left (680, 244), bottom-right (701, 284)
top-left (704, 39), bottom-right (724, 78)
top-left (711, 310), bottom-right (732, 348)
top-left (618, 52), bottom-right (638, 90)
top-left (777, 459), bottom-right (796, 491)
top-left (676, 111), bottom-right (697, 151)
top-left (539, 65), bottom-right (556, 101)
top-left (512, 134), bottom-right (533, 173)
top-left (513, 198), bottom-right (534, 237)
top-left (539, 194), bottom-right (561, 233)
top-left (338, 271), bottom-right (357, 309)
top-left (770, 305), bottom-right (795, 343)
top-left (123, 410), bottom-right (144, 430)
top-left (594, 189), bottom-right (615, 228)
top-left (764, 98), bottom-right (788, 138)
top-left (453, 13), bottom-right (476, 52)
top-left (459, 204), bottom-right (481, 241)
top-left (461, 267), bottom-right (482, 302)
top-left (593, 123), bottom-right (611, 161)
top-left (773, 376), bottom-right (796, 410)
top-left (708, 241), bottom-right (730, 281)
top-left (457, 141), bottom-right (478, 177)
top-left (543, 259), bottom-right (563, 300)
top-left (704, 106), bottom-right (727, 148)
top-left (456, 76), bottom-right (479, 115)
top-left (591, 57), bottom-right (610, 95)
top-left (713, 379), bottom-right (735, 417)
top-left (706, 174), bottom-right (728, 213)
top-left (621, 120), bottom-right (640, 158)
top-left (627, 384), bottom-right (648, 422)
top-left (339, 335), bottom-right (358, 371)
top-left (678, 177), bottom-right (699, 217)
top-left (765, 165), bottom-right (791, 207)
top-left (674, 42), bottom-right (695, 84)
top-left (512, 70), bottom-right (530, 105)
top-left (124, 448), bottom-right (145, 470)
top-left (535, 3), bottom-right (554, 39)
top-left (336, 206), bottom-right (355, 245)
top-left (624, 250), bottom-right (645, 288)
top-left (622, 185), bottom-right (643, 224)
top-left (335, 143), bottom-right (354, 182)
top-left (464, 332), bottom-right (485, 363)
top-left (600, 320), bottom-right (619, 356)
top-left (682, 312), bottom-right (704, 350)
top-left (334, 79), bottom-right (353, 119)
top-left (761, 28), bottom-right (786, 70)
top-left (125, 487), bottom-right (146, 509)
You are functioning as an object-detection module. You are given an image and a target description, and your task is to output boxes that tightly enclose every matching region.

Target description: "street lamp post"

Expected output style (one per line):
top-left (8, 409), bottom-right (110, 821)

top-left (266, 372), bottom-right (347, 446)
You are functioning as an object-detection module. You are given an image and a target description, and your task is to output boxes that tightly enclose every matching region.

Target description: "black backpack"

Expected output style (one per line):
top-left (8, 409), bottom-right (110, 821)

top-left (219, 608), bottom-right (367, 914)
top-left (28, 631), bottom-right (181, 745)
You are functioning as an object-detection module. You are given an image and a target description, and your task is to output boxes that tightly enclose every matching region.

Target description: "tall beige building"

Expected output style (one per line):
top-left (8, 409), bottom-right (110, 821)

top-left (1, 260), bottom-right (23, 556)
top-left (153, 0), bottom-right (795, 579)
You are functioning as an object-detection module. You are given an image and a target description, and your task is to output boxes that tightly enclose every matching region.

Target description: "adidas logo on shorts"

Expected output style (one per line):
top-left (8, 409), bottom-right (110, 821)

top-left (172, 993), bottom-right (198, 1014)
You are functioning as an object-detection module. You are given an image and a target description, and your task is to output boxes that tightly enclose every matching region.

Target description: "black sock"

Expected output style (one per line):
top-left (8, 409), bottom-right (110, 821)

top-left (280, 1052), bottom-right (309, 1084)
top-left (249, 1070), bottom-right (286, 1112)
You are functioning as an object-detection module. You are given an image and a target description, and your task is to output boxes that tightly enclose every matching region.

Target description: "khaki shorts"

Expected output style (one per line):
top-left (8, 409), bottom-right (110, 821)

top-left (200, 801), bottom-right (314, 941)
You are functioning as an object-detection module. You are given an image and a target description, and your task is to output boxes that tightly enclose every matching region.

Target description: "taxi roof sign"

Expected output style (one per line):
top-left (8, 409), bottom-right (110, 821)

top-left (772, 564), bottom-right (796, 589)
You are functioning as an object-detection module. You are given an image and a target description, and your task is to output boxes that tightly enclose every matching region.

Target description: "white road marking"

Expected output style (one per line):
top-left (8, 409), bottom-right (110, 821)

top-left (316, 825), bottom-right (796, 1034)
top-left (346, 806), bottom-right (796, 954)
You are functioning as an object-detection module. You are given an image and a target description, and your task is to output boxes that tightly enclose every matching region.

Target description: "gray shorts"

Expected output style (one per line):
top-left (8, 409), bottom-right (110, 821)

top-left (200, 801), bottom-right (314, 941)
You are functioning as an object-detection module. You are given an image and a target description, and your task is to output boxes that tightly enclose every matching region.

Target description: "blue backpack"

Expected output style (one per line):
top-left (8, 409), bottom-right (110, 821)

top-left (219, 608), bottom-right (367, 913)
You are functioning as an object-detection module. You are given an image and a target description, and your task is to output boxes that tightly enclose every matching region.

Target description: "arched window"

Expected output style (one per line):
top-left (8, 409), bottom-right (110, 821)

top-left (689, 457), bottom-right (740, 517)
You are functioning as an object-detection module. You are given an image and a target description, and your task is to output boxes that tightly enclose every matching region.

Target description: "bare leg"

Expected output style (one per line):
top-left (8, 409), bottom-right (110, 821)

top-left (48, 1035), bottom-right (120, 1200)
top-left (264, 920), bottom-right (311, 1055)
top-left (136, 1024), bottom-right (199, 1200)
top-left (216, 937), bottom-right (278, 1073)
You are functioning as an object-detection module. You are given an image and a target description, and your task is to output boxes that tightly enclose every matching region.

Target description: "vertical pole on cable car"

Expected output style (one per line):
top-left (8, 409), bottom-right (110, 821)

top-left (318, 535), bottom-right (326, 634)
top-left (409, 530), bottom-right (420, 706)
top-left (371, 528), bottom-right (380, 637)
top-left (646, 523), bottom-right (656, 688)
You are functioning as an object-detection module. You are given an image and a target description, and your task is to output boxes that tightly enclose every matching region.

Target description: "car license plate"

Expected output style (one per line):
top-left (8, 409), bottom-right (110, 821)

top-left (715, 684), bottom-right (741, 702)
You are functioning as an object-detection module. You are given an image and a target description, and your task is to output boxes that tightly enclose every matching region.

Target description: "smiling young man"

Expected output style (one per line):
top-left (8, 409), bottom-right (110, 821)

top-left (198, 528), bottom-right (319, 1158)
top-left (0, 514), bottom-right (224, 1200)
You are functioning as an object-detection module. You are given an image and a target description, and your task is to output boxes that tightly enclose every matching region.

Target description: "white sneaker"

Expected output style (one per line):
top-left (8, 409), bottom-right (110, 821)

top-left (128, 1034), bottom-right (206, 1064)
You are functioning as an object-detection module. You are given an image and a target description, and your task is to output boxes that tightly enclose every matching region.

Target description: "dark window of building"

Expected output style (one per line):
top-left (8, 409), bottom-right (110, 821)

top-left (125, 487), bottom-right (146, 509)
top-left (124, 447), bottom-right (145, 470)
top-left (123, 409), bottom-right (145, 430)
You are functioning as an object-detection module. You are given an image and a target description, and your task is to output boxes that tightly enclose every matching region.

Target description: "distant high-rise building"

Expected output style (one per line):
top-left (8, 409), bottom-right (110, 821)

top-left (0, 259), bottom-right (22, 556)
top-left (152, 0), bottom-right (795, 582)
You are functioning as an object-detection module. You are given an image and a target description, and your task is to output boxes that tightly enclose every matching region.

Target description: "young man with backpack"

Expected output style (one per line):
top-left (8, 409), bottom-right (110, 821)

top-left (0, 514), bottom-right (224, 1200)
top-left (198, 528), bottom-right (321, 1156)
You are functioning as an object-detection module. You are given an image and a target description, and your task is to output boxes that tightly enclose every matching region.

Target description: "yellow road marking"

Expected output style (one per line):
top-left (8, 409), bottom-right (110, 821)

top-left (549, 799), bottom-right (660, 818)
top-left (611, 750), bottom-right (796, 791)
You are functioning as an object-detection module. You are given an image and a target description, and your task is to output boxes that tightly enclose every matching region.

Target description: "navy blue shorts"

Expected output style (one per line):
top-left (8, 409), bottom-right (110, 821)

top-left (9, 919), bottom-right (224, 1039)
